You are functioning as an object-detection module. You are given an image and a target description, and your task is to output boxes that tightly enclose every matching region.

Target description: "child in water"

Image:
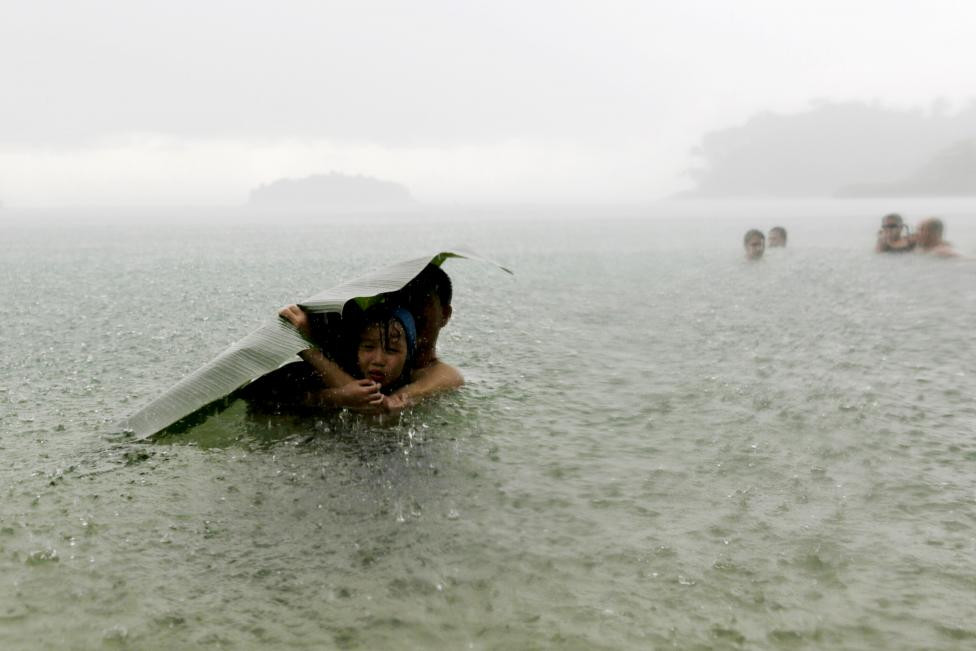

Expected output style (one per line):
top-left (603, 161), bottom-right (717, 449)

top-left (347, 304), bottom-right (417, 395)
top-left (279, 264), bottom-right (463, 413)
top-left (241, 303), bottom-right (417, 415)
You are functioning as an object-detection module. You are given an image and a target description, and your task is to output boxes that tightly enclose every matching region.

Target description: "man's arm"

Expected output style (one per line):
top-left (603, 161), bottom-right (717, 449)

top-left (875, 231), bottom-right (887, 253)
top-left (279, 304), bottom-right (384, 409)
top-left (298, 348), bottom-right (355, 386)
top-left (392, 361), bottom-right (464, 404)
top-left (369, 362), bottom-right (463, 416)
top-left (279, 305), bottom-right (354, 384)
top-left (300, 349), bottom-right (390, 410)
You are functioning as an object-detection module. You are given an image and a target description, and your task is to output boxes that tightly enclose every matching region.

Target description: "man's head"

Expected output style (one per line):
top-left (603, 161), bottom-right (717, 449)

top-left (768, 226), bottom-right (787, 248)
top-left (401, 264), bottom-right (453, 359)
top-left (916, 218), bottom-right (944, 248)
top-left (743, 229), bottom-right (765, 260)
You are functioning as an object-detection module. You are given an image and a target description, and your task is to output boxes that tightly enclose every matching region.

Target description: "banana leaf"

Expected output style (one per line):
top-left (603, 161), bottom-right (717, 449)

top-left (118, 247), bottom-right (511, 440)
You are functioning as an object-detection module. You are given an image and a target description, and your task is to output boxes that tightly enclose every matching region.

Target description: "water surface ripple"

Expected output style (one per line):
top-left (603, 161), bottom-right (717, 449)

top-left (2, 210), bottom-right (975, 648)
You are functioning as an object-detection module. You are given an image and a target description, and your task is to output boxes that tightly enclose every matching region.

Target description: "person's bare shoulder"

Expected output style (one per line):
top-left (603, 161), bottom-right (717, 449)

top-left (932, 244), bottom-right (960, 258)
top-left (413, 360), bottom-right (464, 389)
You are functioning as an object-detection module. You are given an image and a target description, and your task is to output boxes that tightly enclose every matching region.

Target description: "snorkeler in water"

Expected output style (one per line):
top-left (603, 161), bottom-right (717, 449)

top-left (743, 229), bottom-right (765, 260)
top-left (279, 264), bottom-right (463, 414)
top-left (875, 213), bottom-right (915, 253)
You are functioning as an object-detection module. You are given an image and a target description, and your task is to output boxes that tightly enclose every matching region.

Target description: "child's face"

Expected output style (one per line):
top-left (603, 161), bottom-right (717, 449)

top-left (357, 321), bottom-right (408, 388)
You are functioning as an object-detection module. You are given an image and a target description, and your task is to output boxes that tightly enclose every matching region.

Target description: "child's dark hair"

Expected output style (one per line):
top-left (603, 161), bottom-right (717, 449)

top-left (341, 303), bottom-right (417, 390)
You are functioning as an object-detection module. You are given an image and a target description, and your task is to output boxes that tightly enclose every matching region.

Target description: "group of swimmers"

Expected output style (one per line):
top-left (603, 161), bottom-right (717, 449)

top-left (743, 215), bottom-right (961, 259)
top-left (875, 213), bottom-right (958, 257)
top-left (743, 226), bottom-right (786, 260)
top-left (244, 264), bottom-right (463, 417)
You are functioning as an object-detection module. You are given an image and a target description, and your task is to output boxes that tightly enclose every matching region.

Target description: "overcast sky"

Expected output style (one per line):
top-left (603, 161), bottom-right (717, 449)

top-left (2, 0), bottom-right (975, 207)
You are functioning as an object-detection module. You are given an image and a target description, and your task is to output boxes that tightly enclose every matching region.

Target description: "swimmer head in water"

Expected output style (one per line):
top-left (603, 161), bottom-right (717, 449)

top-left (743, 229), bottom-right (765, 260)
top-left (877, 213), bottom-right (914, 253)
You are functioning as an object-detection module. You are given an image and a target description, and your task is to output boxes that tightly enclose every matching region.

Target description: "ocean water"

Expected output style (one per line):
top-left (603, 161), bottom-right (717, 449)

top-left (2, 200), bottom-right (976, 649)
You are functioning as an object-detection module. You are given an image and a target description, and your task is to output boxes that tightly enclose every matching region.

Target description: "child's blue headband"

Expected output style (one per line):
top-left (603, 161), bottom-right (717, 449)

top-left (391, 307), bottom-right (417, 361)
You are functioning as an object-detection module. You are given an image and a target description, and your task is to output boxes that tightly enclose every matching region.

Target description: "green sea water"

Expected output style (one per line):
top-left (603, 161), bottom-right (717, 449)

top-left (2, 201), bottom-right (976, 649)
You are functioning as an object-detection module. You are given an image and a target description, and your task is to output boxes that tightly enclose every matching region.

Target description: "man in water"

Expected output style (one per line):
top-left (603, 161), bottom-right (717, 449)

top-left (915, 218), bottom-right (959, 257)
top-left (743, 229), bottom-right (765, 260)
top-left (768, 226), bottom-right (787, 248)
top-left (875, 213), bottom-right (915, 253)
top-left (278, 264), bottom-right (463, 414)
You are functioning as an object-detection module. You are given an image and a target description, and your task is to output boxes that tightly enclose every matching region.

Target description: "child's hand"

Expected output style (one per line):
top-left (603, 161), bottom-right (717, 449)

top-left (380, 393), bottom-right (413, 414)
top-left (354, 393), bottom-right (414, 417)
top-left (279, 304), bottom-right (312, 340)
top-left (330, 379), bottom-right (383, 410)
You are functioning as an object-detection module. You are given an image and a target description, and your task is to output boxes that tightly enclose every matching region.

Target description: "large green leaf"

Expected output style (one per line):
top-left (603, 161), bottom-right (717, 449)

top-left (119, 248), bottom-right (511, 440)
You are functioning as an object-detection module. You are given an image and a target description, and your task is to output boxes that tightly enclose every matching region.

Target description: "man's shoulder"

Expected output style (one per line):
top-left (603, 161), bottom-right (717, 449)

top-left (933, 244), bottom-right (959, 257)
top-left (413, 359), bottom-right (464, 386)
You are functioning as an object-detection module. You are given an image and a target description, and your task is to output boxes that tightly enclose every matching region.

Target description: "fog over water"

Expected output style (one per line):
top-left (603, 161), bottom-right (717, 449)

top-left (2, 1), bottom-right (976, 206)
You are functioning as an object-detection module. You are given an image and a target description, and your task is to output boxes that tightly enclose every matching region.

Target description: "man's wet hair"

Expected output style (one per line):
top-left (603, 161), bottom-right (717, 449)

top-left (743, 229), bottom-right (765, 244)
top-left (402, 264), bottom-right (452, 309)
top-left (924, 217), bottom-right (944, 237)
top-left (882, 213), bottom-right (904, 225)
top-left (769, 226), bottom-right (787, 242)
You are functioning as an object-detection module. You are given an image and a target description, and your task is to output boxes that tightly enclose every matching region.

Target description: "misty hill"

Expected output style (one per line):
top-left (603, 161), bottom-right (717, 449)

top-left (248, 173), bottom-right (415, 209)
top-left (836, 139), bottom-right (976, 197)
top-left (685, 101), bottom-right (976, 197)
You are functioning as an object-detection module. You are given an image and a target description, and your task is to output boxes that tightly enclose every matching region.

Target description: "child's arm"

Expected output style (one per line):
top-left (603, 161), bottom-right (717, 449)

top-left (300, 348), bottom-right (387, 410)
top-left (298, 347), bottom-right (354, 386)
top-left (313, 378), bottom-right (385, 409)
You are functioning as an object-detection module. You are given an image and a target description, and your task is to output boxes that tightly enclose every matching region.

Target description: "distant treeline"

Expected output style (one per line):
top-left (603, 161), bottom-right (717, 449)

top-left (684, 101), bottom-right (976, 197)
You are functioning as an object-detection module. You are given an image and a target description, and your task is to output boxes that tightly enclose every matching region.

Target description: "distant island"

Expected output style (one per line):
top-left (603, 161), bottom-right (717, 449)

top-left (683, 101), bottom-right (976, 198)
top-left (248, 172), bottom-right (415, 210)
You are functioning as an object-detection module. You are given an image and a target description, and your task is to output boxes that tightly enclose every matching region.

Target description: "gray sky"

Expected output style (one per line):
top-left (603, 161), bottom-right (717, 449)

top-left (2, 0), bottom-right (975, 207)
